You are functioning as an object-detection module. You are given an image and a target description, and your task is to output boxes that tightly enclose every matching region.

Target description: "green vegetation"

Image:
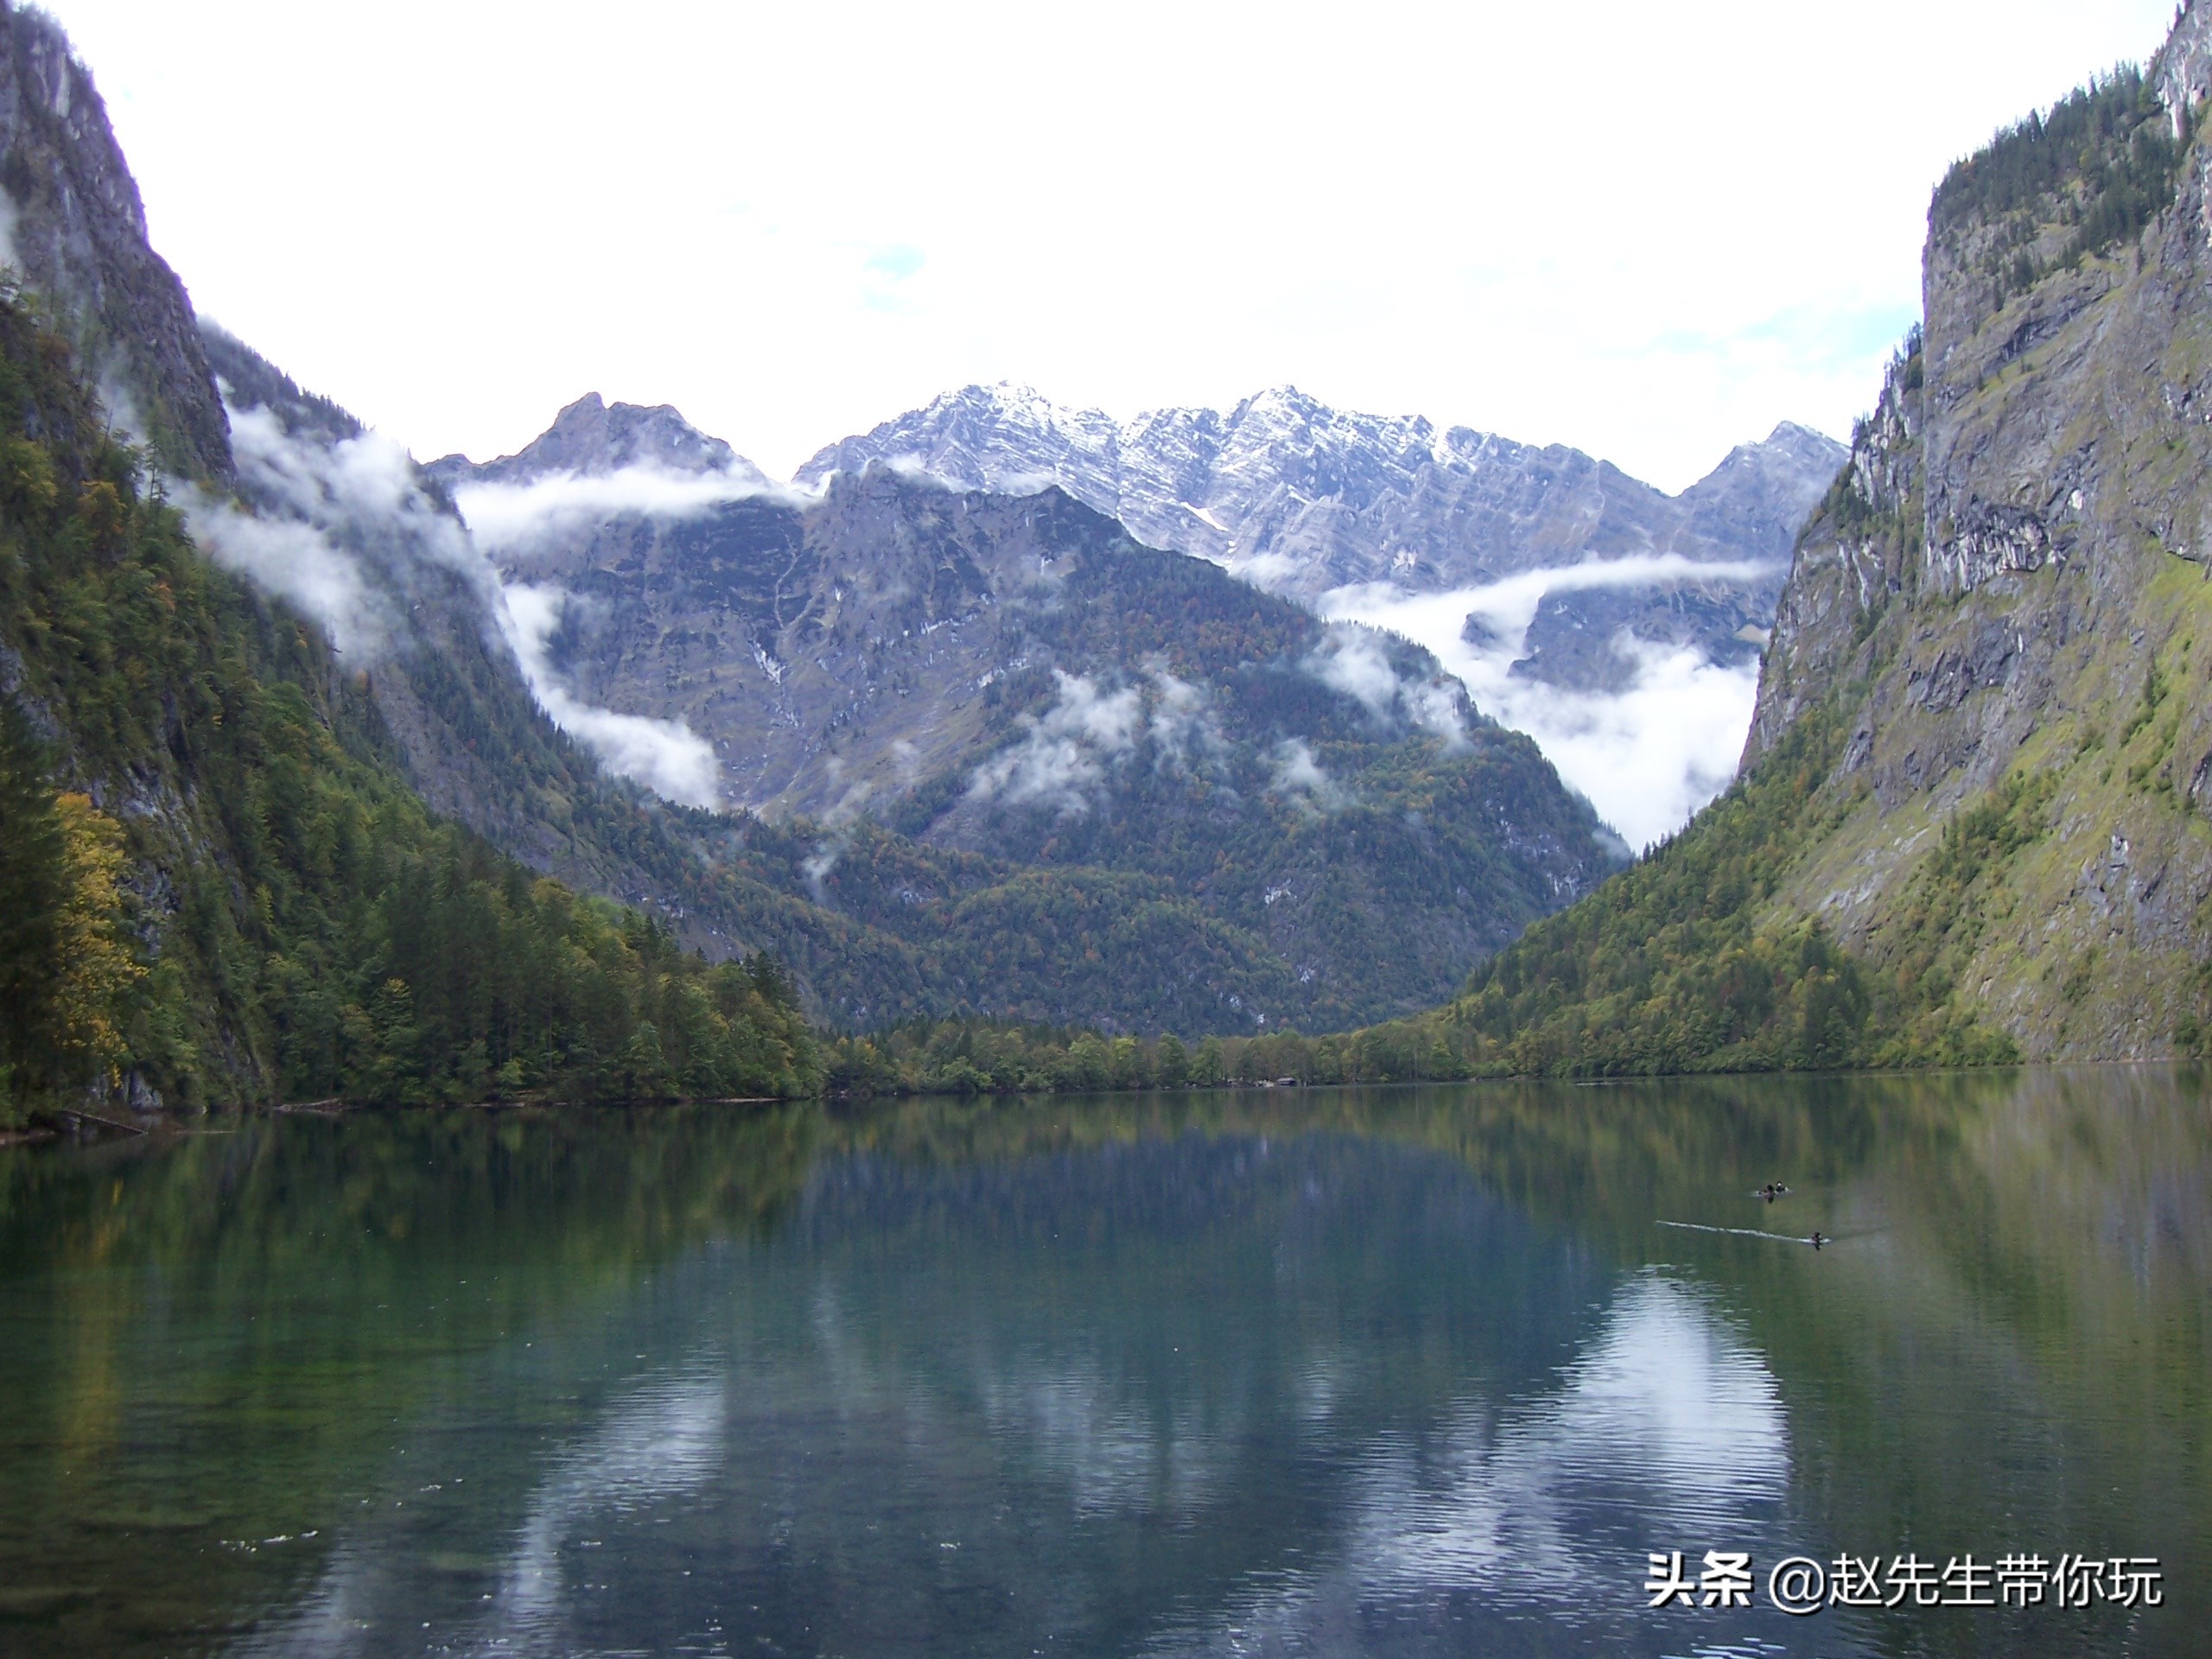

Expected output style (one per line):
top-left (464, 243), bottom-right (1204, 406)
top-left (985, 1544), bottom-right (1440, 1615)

top-left (0, 702), bottom-right (141, 1103)
top-left (1931, 66), bottom-right (2186, 304)
top-left (826, 1015), bottom-right (1465, 1096)
top-left (1410, 708), bottom-right (1889, 1076)
top-left (816, 606), bottom-right (2049, 1090)
top-left (728, 538), bottom-right (1611, 1036)
top-left (0, 287), bottom-right (818, 1122)
top-left (1320, 705), bottom-right (2040, 1079)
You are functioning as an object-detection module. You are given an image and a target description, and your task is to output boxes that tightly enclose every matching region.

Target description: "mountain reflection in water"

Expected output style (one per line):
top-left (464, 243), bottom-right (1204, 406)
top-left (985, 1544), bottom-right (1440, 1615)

top-left (0, 1069), bottom-right (2204, 1657)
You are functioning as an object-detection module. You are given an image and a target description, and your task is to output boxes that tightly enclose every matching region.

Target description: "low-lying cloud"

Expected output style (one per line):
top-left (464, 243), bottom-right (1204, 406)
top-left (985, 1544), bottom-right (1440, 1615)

top-left (455, 463), bottom-right (809, 561)
top-left (966, 664), bottom-right (1230, 815)
top-left (1268, 738), bottom-right (1350, 815)
top-left (1306, 626), bottom-right (1469, 747)
top-left (967, 670), bottom-right (1142, 815)
top-left (1144, 665), bottom-right (1224, 773)
top-left (500, 582), bottom-right (723, 810)
top-left (181, 398), bottom-right (724, 810)
top-left (181, 403), bottom-right (489, 658)
top-left (181, 490), bottom-right (393, 657)
top-left (1319, 556), bottom-right (1782, 849)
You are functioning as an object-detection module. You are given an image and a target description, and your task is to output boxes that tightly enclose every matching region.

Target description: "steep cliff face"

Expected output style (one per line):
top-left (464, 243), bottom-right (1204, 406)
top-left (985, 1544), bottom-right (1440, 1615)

top-left (0, 2), bottom-right (228, 481)
top-left (797, 384), bottom-right (1843, 694)
top-left (1739, 16), bottom-right (2212, 1058)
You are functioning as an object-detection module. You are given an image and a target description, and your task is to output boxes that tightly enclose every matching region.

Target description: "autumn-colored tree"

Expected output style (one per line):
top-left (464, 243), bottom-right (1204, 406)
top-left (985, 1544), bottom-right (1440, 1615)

top-left (44, 791), bottom-right (140, 1083)
top-left (0, 706), bottom-right (141, 1116)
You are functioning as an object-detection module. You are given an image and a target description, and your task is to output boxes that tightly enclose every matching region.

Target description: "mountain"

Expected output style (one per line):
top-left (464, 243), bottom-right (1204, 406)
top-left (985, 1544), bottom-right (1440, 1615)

top-left (432, 416), bottom-right (1625, 1029)
top-left (1369, 9), bottom-right (2212, 1074)
top-left (797, 384), bottom-right (1845, 691)
top-left (0, 3), bottom-right (228, 481)
top-left (0, 3), bottom-right (1626, 1055)
top-left (432, 391), bottom-right (763, 487)
top-left (204, 348), bottom-right (1519, 1038)
top-left (0, 296), bottom-right (822, 1117)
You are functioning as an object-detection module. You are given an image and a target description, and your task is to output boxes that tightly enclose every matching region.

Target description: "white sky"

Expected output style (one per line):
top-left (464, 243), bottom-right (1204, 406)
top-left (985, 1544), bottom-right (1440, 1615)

top-left (42, 0), bottom-right (2181, 491)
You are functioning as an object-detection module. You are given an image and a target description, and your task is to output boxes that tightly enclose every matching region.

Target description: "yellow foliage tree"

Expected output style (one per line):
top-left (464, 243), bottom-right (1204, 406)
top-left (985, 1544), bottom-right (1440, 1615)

top-left (47, 791), bottom-right (141, 1083)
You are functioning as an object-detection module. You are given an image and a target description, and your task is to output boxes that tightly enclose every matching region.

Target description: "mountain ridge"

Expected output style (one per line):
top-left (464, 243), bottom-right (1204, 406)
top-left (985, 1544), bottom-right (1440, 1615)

top-left (795, 382), bottom-right (1842, 597)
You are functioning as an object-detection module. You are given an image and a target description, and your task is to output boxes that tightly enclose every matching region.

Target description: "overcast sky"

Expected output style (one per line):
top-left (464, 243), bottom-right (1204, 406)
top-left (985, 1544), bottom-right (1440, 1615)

top-left (43, 0), bottom-right (2181, 491)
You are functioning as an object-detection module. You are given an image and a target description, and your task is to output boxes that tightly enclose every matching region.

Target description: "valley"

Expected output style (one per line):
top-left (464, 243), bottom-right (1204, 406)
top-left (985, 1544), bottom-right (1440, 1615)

top-left (4, 0), bottom-right (2211, 1112)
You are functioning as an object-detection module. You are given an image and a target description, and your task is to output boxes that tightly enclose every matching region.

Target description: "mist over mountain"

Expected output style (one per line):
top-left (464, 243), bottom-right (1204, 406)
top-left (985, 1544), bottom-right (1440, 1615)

top-left (433, 411), bottom-right (1624, 1027)
top-left (798, 384), bottom-right (1844, 842)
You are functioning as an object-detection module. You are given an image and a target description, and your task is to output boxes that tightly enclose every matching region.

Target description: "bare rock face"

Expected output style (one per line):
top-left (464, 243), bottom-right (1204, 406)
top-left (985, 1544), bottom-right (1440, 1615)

top-left (798, 385), bottom-right (1843, 691)
top-left (0, 3), bottom-right (229, 481)
top-left (428, 393), bottom-right (762, 488)
top-left (1741, 3), bottom-right (2212, 1058)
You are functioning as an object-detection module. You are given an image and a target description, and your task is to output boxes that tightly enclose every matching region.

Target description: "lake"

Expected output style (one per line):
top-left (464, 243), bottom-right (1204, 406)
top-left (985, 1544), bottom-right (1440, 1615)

top-left (0, 1070), bottom-right (2204, 1657)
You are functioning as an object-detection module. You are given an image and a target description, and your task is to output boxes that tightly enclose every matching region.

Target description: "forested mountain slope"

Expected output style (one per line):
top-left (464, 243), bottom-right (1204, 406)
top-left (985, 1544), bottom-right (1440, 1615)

top-left (0, 289), bottom-right (821, 1120)
top-left (180, 327), bottom-right (1617, 1039)
top-left (1357, 10), bottom-right (2212, 1074)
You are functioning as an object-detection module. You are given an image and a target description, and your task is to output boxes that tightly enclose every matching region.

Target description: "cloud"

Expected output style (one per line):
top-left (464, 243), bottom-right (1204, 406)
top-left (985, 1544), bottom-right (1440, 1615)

top-left (967, 670), bottom-right (1141, 814)
top-left (179, 401), bottom-right (493, 658)
top-left (178, 396), bottom-right (729, 810)
top-left (1306, 626), bottom-right (1470, 747)
top-left (1310, 629), bottom-right (1400, 719)
top-left (863, 245), bottom-right (925, 282)
top-left (454, 464), bottom-right (811, 561)
top-left (1146, 665), bottom-right (1224, 773)
top-left (499, 583), bottom-right (721, 810)
top-left (179, 489), bottom-right (395, 656)
top-left (861, 245), bottom-right (926, 315)
top-left (1319, 556), bottom-right (1783, 849)
top-left (1267, 739), bottom-right (1350, 816)
top-left (801, 833), bottom-right (847, 902)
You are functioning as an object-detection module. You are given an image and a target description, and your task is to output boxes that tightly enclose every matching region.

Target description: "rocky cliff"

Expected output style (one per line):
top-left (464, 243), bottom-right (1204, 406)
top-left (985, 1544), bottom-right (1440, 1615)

top-left (1359, 6), bottom-right (2212, 1075)
top-left (1732, 15), bottom-right (2212, 1059)
top-left (798, 384), bottom-right (1844, 692)
top-left (0, 1), bottom-right (228, 481)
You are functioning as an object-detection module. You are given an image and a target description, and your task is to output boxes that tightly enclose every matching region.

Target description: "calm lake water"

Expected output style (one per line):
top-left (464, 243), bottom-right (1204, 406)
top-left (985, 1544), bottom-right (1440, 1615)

top-left (1, 1071), bottom-right (2206, 1658)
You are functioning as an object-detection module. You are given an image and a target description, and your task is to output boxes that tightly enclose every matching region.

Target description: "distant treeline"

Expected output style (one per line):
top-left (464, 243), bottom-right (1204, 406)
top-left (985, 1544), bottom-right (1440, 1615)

top-left (826, 1018), bottom-right (1465, 1096)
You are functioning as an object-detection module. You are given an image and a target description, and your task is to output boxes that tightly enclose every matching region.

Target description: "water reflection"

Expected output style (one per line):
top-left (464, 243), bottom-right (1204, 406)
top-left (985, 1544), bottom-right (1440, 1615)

top-left (0, 1070), bottom-right (2204, 1657)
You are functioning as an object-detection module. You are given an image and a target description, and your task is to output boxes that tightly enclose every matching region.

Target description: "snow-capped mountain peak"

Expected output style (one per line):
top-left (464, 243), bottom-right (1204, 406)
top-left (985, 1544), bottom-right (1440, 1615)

top-left (796, 385), bottom-right (1844, 601)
